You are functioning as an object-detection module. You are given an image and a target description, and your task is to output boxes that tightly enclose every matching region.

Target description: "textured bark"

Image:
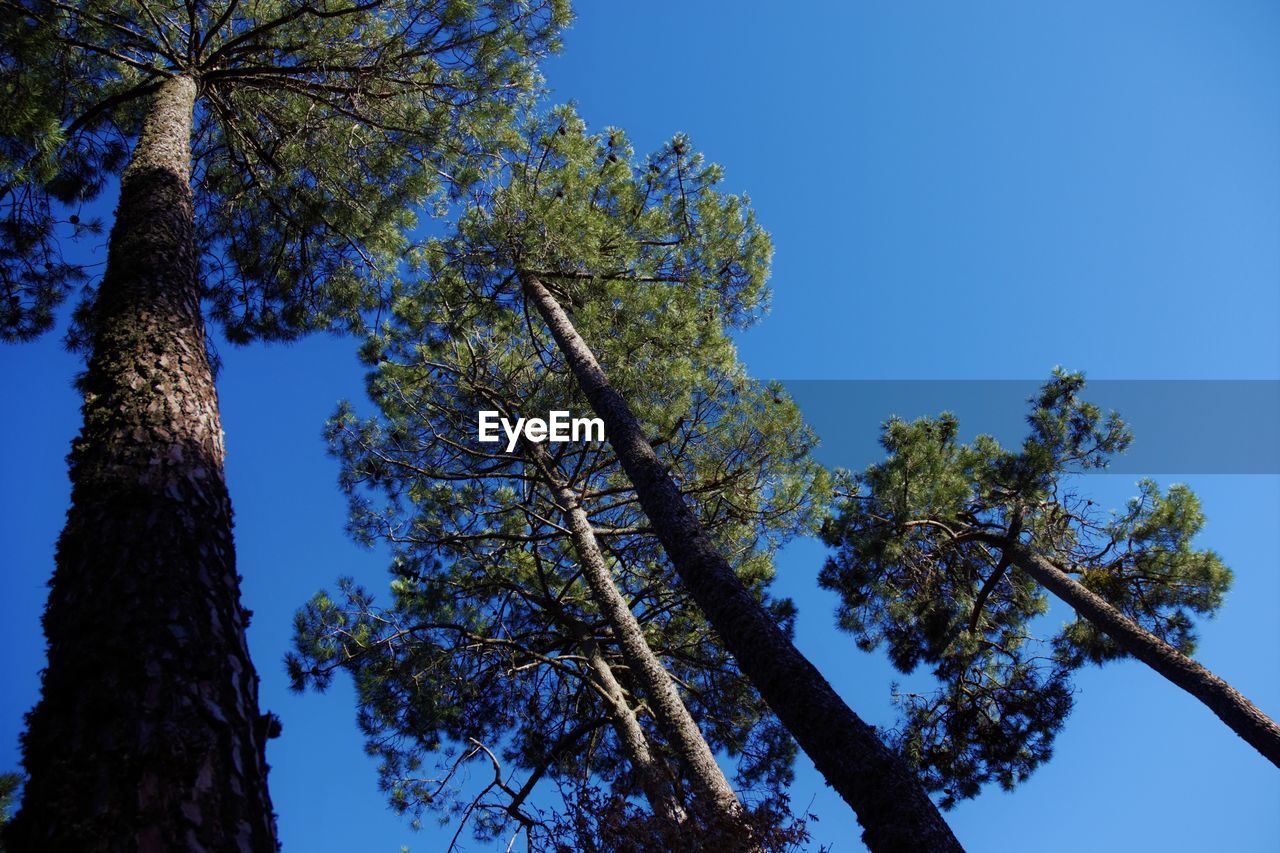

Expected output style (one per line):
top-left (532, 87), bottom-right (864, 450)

top-left (1004, 541), bottom-right (1280, 768)
top-left (8, 76), bottom-right (277, 851)
top-left (579, 638), bottom-right (689, 830)
top-left (541, 464), bottom-right (752, 841)
top-left (522, 274), bottom-right (963, 853)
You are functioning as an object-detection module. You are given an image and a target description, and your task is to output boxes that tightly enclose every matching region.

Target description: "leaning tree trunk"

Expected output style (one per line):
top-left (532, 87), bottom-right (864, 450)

top-left (539, 461), bottom-right (753, 845)
top-left (1005, 541), bottom-right (1280, 768)
top-left (578, 637), bottom-right (689, 831)
top-left (7, 76), bottom-right (277, 851)
top-left (521, 274), bottom-right (962, 853)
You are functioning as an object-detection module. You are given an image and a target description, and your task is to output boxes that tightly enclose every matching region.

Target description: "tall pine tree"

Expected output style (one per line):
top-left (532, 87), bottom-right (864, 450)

top-left (288, 240), bottom-right (827, 847)
top-left (0, 2), bottom-right (566, 848)
top-left (340, 105), bottom-right (963, 852)
top-left (821, 371), bottom-right (1280, 806)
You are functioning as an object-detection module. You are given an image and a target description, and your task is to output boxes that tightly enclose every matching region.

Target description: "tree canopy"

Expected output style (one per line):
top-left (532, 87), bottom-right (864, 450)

top-left (286, 106), bottom-right (837, 848)
top-left (821, 370), bottom-right (1236, 805)
top-left (0, 0), bottom-right (568, 343)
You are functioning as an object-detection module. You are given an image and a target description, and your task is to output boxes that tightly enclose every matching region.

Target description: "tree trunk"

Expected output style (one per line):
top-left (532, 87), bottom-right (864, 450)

top-left (1006, 541), bottom-right (1280, 768)
top-left (541, 463), bottom-right (752, 842)
top-left (521, 274), bottom-right (962, 853)
top-left (8, 76), bottom-right (278, 851)
top-left (578, 638), bottom-right (689, 830)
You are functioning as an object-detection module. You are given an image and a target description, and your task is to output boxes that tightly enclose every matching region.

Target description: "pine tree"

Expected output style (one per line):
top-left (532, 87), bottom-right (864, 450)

top-left (820, 370), bottom-right (1280, 806)
top-left (338, 105), bottom-right (963, 852)
top-left (287, 245), bottom-right (826, 848)
top-left (0, 2), bottom-right (566, 848)
top-left (0, 773), bottom-right (20, 846)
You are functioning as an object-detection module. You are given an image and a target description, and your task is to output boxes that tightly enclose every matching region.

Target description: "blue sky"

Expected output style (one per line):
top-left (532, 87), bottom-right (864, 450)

top-left (2, 2), bottom-right (1278, 850)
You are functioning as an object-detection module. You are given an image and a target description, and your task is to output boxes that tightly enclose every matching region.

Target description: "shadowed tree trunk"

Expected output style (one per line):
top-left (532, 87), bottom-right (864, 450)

top-left (1000, 540), bottom-right (1280, 768)
top-left (579, 638), bottom-right (689, 831)
top-left (521, 274), bottom-right (962, 853)
top-left (543, 465), bottom-right (753, 844)
top-left (8, 76), bottom-right (277, 851)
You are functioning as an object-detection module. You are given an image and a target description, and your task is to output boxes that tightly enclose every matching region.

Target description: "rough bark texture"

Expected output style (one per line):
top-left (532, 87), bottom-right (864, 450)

top-left (543, 466), bottom-right (751, 839)
top-left (8, 76), bottom-right (278, 851)
top-left (1006, 541), bottom-right (1280, 768)
top-left (579, 638), bottom-right (689, 830)
top-left (522, 275), bottom-right (963, 853)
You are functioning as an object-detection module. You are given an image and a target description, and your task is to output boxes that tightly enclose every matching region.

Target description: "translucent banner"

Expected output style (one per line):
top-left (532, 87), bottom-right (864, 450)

top-left (780, 380), bottom-right (1280, 474)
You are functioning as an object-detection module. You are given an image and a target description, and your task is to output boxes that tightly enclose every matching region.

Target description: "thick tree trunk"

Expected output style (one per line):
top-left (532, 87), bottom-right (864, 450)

top-left (522, 274), bottom-right (962, 853)
top-left (1005, 541), bottom-right (1280, 768)
top-left (579, 638), bottom-right (689, 830)
top-left (8, 76), bottom-right (278, 851)
top-left (542, 465), bottom-right (751, 841)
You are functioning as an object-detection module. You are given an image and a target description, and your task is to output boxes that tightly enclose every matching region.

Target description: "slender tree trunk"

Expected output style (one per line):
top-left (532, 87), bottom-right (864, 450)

top-left (578, 638), bottom-right (689, 830)
top-left (540, 463), bottom-right (752, 842)
top-left (521, 274), bottom-right (962, 853)
top-left (1005, 541), bottom-right (1280, 768)
top-left (8, 76), bottom-right (277, 851)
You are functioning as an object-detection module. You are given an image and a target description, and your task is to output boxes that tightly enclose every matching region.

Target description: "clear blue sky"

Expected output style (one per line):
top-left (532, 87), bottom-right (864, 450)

top-left (2, 2), bottom-right (1278, 850)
